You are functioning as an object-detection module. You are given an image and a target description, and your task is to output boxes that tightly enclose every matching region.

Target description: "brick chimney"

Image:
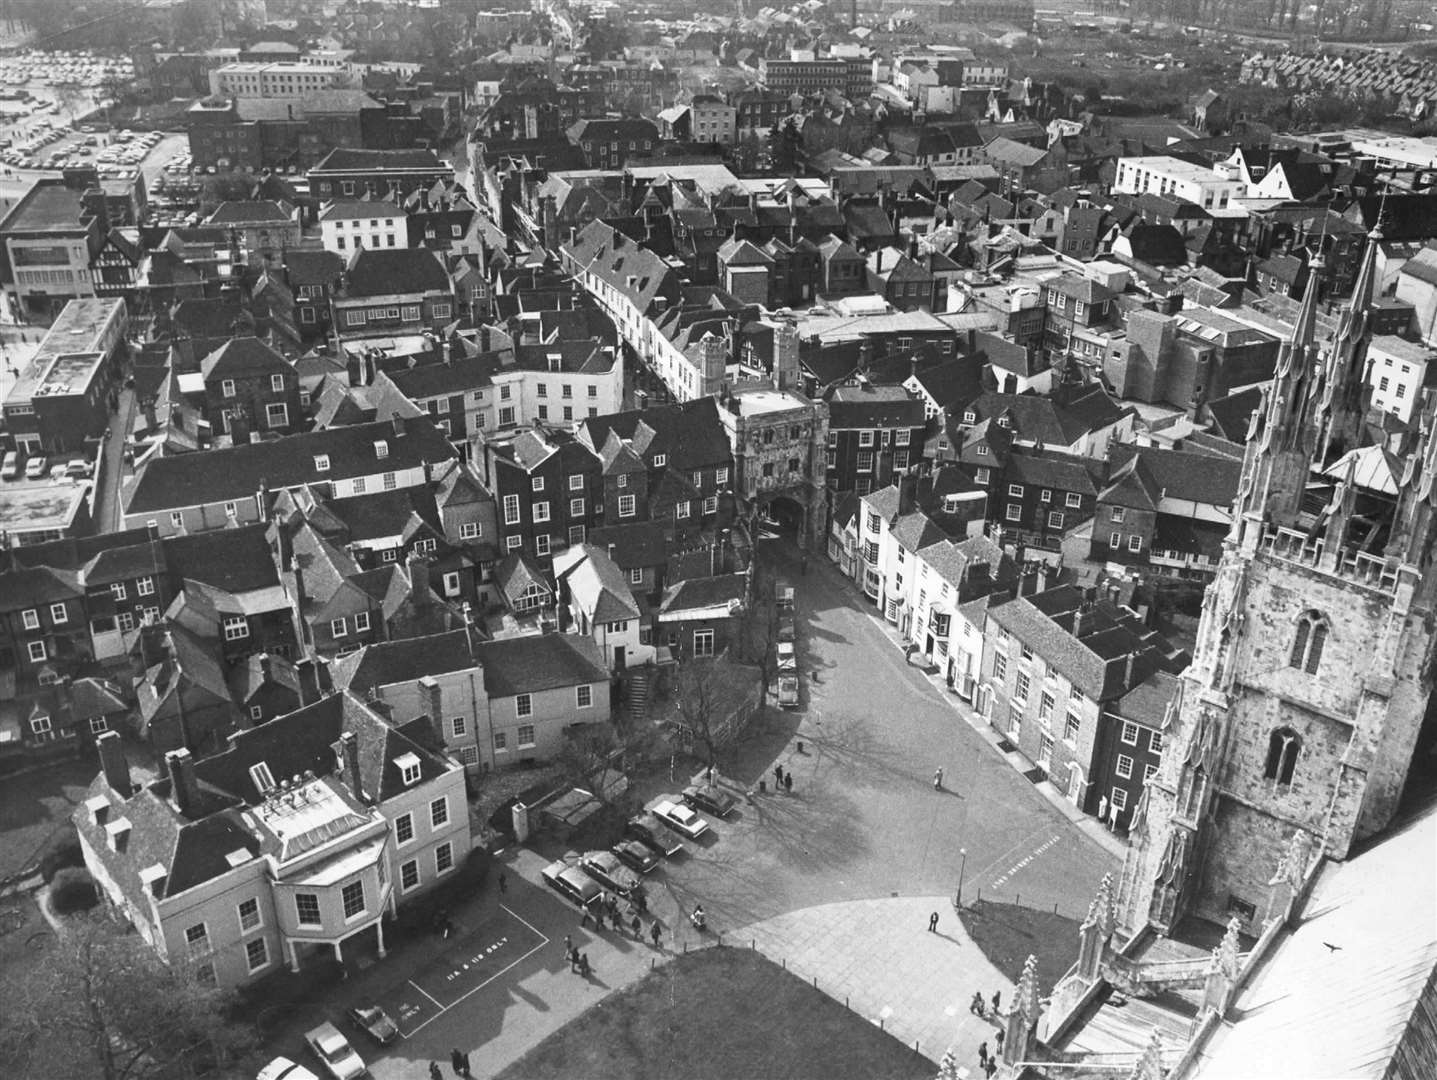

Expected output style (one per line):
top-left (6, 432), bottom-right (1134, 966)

top-left (165, 748), bottom-right (200, 817)
top-left (408, 552), bottom-right (432, 606)
top-left (420, 675), bottom-right (443, 727)
top-left (97, 731), bottom-right (133, 797)
top-left (333, 731), bottom-right (363, 801)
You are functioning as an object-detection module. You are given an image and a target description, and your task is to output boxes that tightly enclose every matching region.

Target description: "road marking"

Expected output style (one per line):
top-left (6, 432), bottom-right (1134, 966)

top-left (968, 826), bottom-right (1060, 891)
top-left (408, 980), bottom-right (444, 1010)
top-left (406, 938), bottom-right (549, 1038)
top-left (989, 834), bottom-right (1063, 889)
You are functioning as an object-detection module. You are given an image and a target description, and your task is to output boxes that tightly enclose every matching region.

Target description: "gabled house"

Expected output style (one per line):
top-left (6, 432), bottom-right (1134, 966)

top-left (655, 573), bottom-right (747, 662)
top-left (825, 383), bottom-right (926, 498)
top-left (330, 247), bottom-right (457, 342)
top-left (554, 543), bottom-right (651, 671)
top-left (199, 336), bottom-right (303, 438)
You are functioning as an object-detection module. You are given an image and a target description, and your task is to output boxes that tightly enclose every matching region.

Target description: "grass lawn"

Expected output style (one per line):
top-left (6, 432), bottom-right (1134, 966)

top-left (957, 898), bottom-right (1081, 993)
top-left (495, 948), bottom-right (933, 1080)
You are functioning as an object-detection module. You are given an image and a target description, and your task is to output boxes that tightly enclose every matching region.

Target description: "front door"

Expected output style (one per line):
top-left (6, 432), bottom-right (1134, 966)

top-left (614, 646), bottom-right (626, 671)
top-left (925, 633), bottom-right (934, 657)
top-left (1067, 764), bottom-right (1083, 805)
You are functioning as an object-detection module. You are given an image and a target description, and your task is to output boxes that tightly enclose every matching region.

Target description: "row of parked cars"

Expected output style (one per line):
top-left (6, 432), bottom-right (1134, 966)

top-left (540, 784), bottom-right (739, 910)
top-left (1, 451), bottom-right (93, 483)
top-left (259, 1003), bottom-right (400, 1080)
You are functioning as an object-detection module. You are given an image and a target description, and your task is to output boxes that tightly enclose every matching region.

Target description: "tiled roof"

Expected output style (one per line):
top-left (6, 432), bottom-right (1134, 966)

top-left (553, 544), bottom-right (640, 624)
top-left (589, 521), bottom-right (668, 569)
top-left (126, 416), bottom-right (456, 514)
top-left (342, 246), bottom-right (451, 296)
top-left (827, 385), bottom-right (925, 429)
top-left (331, 628), bottom-right (476, 693)
top-left (579, 397), bottom-right (730, 473)
top-left (311, 147), bottom-right (446, 173)
top-left (199, 336), bottom-right (291, 381)
top-left (1108, 444), bottom-right (1242, 508)
top-left (657, 572), bottom-right (747, 615)
top-left (205, 200), bottom-right (291, 225)
top-left (475, 633), bottom-right (608, 697)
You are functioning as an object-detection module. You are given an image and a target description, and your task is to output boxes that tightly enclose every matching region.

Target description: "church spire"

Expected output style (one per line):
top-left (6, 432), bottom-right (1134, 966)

top-left (1314, 224), bottom-right (1382, 466)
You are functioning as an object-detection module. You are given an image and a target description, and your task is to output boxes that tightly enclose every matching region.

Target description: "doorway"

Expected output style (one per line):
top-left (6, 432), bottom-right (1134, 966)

top-left (614, 646), bottom-right (626, 671)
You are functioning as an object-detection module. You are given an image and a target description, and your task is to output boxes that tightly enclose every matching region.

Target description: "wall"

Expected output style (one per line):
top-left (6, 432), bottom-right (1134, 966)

top-left (488, 681), bottom-right (610, 767)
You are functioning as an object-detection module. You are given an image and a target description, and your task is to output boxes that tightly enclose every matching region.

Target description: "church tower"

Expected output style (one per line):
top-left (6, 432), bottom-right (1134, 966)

top-left (1117, 230), bottom-right (1437, 935)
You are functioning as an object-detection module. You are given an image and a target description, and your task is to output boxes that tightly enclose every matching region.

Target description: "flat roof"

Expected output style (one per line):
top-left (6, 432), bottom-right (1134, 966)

top-left (0, 181), bottom-right (86, 234)
top-left (1119, 156), bottom-right (1232, 184)
top-left (0, 481), bottom-right (89, 532)
top-left (38, 298), bottom-right (124, 350)
top-left (730, 387), bottom-right (810, 415)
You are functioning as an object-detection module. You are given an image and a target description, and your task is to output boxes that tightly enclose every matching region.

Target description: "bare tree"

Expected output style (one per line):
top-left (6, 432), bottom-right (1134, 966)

top-left (671, 657), bottom-right (729, 769)
top-left (552, 716), bottom-right (663, 805)
top-left (0, 914), bottom-right (258, 1080)
top-left (737, 561), bottom-right (781, 703)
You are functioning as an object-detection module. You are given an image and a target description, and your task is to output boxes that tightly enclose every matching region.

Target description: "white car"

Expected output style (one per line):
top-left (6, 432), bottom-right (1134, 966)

top-left (651, 797), bottom-right (710, 840)
top-left (303, 1022), bottom-right (366, 1080)
top-left (777, 641), bottom-right (797, 671)
top-left (258, 1059), bottom-right (320, 1080)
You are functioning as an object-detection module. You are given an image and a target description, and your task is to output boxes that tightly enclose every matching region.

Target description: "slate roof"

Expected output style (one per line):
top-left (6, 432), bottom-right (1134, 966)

top-left (588, 521), bottom-right (668, 569)
top-left (383, 351), bottom-right (505, 399)
top-left (311, 147), bottom-right (446, 173)
top-left (126, 416), bottom-right (456, 513)
top-left (206, 200), bottom-right (291, 225)
top-left (657, 572), bottom-right (747, 615)
top-left (0, 566), bottom-right (83, 611)
top-left (330, 628), bottom-right (476, 693)
top-left (474, 633), bottom-right (608, 697)
top-left (1108, 444), bottom-right (1242, 508)
top-left (199, 336), bottom-right (292, 381)
top-left (969, 388), bottom-right (1128, 448)
top-left (1007, 450), bottom-right (1100, 496)
top-left (911, 354), bottom-right (985, 410)
top-left (827, 384), bottom-right (925, 429)
top-left (342, 246), bottom-right (451, 296)
top-left (578, 397), bottom-right (731, 473)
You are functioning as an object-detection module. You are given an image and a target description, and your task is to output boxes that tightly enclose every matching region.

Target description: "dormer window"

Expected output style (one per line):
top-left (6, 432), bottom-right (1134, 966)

top-left (963, 410), bottom-right (976, 424)
top-left (653, 454), bottom-right (667, 467)
top-left (222, 379), bottom-right (236, 398)
top-left (249, 761), bottom-right (276, 795)
top-left (396, 752), bottom-right (422, 787)
top-left (997, 416), bottom-right (1011, 428)
top-left (314, 454), bottom-right (330, 472)
top-left (374, 440), bottom-right (389, 459)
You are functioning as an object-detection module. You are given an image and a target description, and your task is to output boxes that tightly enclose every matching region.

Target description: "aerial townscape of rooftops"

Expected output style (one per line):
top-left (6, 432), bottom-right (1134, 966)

top-left (0, 1), bottom-right (1435, 1078)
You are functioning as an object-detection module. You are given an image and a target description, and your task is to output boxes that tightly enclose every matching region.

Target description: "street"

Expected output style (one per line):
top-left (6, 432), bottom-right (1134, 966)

top-left (265, 533), bottom-right (1118, 1079)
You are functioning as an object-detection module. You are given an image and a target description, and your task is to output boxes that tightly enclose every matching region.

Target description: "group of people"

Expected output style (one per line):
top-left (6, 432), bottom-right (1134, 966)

top-left (970, 991), bottom-right (1005, 1078)
top-left (772, 764), bottom-right (794, 793)
top-left (435, 1048), bottom-right (470, 1078)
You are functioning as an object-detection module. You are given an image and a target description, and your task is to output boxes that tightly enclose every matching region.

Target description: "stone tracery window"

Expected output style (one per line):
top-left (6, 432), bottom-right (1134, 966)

top-left (1289, 611), bottom-right (1328, 674)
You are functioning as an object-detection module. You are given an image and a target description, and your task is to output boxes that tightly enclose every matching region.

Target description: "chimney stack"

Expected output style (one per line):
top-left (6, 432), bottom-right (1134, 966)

top-left (1124, 650), bottom-right (1136, 688)
top-left (259, 652), bottom-right (272, 681)
top-left (408, 553), bottom-right (432, 606)
top-left (392, 412), bottom-right (404, 437)
top-left (165, 748), bottom-right (200, 817)
top-left (334, 731), bottom-right (364, 801)
top-left (98, 731), bottom-right (133, 796)
top-left (420, 675), bottom-right (443, 727)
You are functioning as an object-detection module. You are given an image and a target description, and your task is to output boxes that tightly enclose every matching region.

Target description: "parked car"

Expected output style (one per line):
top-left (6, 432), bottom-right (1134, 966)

top-left (303, 1022), bottom-right (366, 1080)
top-left (24, 455), bottom-right (46, 479)
top-left (778, 614), bottom-right (796, 642)
top-left (610, 838), bottom-right (658, 874)
top-left (578, 849), bottom-right (644, 898)
top-left (63, 459), bottom-right (93, 479)
top-left (344, 1005), bottom-right (398, 1046)
top-left (1, 451), bottom-right (18, 480)
top-left (540, 856), bottom-right (602, 910)
top-left (776, 582), bottom-right (795, 610)
top-left (682, 784), bottom-right (736, 818)
top-left (778, 672), bottom-right (801, 709)
top-left (651, 797), bottom-right (710, 840)
top-left (258, 1058), bottom-right (320, 1080)
top-left (777, 641), bottom-right (797, 671)
top-left (624, 813), bottom-right (684, 858)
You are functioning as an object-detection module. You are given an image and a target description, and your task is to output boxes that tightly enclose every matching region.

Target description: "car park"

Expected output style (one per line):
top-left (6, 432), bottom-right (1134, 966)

top-left (24, 455), bottom-right (46, 480)
top-left (625, 813), bottom-right (684, 857)
top-left (683, 784), bottom-right (737, 818)
top-left (540, 856), bottom-right (602, 910)
top-left (344, 1005), bottom-right (398, 1046)
top-left (610, 838), bottom-right (658, 874)
top-left (651, 797), bottom-right (711, 840)
top-left (578, 849), bottom-right (645, 898)
top-left (302, 1022), bottom-right (366, 1080)
top-left (257, 1058), bottom-right (320, 1080)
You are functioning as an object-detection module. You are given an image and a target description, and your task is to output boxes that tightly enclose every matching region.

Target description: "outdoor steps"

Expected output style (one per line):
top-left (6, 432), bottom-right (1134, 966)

top-left (626, 669), bottom-right (652, 723)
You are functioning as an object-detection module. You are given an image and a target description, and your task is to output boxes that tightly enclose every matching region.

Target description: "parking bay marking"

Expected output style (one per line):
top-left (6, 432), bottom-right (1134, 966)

top-left (401, 908), bottom-right (549, 1038)
top-left (989, 834), bottom-right (1062, 889)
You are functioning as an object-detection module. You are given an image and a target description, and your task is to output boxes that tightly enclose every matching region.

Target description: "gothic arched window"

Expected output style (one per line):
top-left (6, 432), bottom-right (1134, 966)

top-left (1264, 727), bottom-right (1301, 786)
top-left (1289, 611), bottom-right (1328, 674)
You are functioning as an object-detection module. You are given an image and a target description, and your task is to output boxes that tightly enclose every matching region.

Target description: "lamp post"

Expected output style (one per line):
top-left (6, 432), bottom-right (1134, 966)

top-left (956, 848), bottom-right (968, 910)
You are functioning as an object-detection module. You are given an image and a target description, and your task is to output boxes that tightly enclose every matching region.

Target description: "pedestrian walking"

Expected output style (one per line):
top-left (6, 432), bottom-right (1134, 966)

top-left (580, 905), bottom-right (592, 927)
top-left (784, 772), bottom-right (793, 793)
top-left (992, 990), bottom-right (1002, 1015)
top-left (498, 871), bottom-right (507, 893)
top-left (774, 764), bottom-right (784, 786)
top-left (611, 908), bottom-right (623, 932)
top-left (928, 911), bottom-right (939, 932)
top-left (564, 934), bottom-right (572, 955)
top-left (579, 952), bottom-right (591, 976)
top-left (450, 1048), bottom-right (466, 1077)
top-left (996, 1028), bottom-right (1005, 1050)
top-left (971, 991), bottom-right (985, 1016)
top-left (650, 921), bottom-right (662, 948)
top-left (979, 1041), bottom-right (989, 1066)
top-left (985, 1058), bottom-right (997, 1078)
top-left (934, 767), bottom-right (944, 790)
top-left (429, 1063), bottom-right (443, 1080)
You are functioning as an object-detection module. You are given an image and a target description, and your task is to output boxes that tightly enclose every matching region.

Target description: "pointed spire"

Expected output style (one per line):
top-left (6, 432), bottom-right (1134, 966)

top-left (1216, 915), bottom-right (1243, 978)
top-left (1015, 954), bottom-right (1041, 1022)
top-left (1128, 1028), bottom-right (1166, 1080)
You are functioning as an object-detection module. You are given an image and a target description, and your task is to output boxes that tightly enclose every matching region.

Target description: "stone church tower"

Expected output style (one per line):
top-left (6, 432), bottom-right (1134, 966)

top-left (1118, 234), bottom-right (1437, 934)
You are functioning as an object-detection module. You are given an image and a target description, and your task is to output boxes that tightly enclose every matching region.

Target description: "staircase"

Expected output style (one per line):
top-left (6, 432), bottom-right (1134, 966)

top-left (626, 668), bottom-right (653, 724)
